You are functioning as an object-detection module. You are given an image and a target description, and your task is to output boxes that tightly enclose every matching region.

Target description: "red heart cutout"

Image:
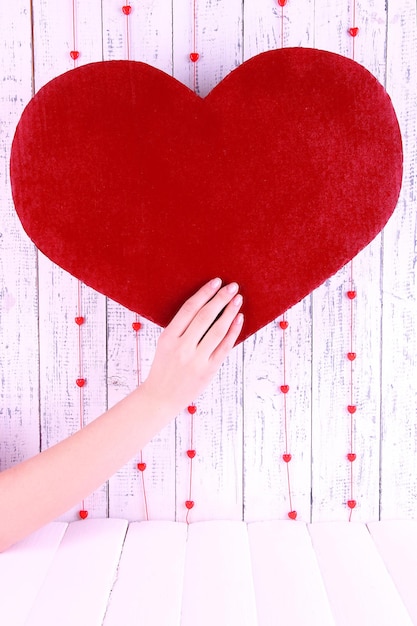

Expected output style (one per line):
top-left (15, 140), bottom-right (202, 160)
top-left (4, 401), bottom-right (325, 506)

top-left (137, 462), bottom-right (147, 471)
top-left (79, 510), bottom-right (88, 519)
top-left (185, 500), bottom-right (195, 510)
top-left (280, 384), bottom-right (289, 394)
top-left (132, 321), bottom-right (142, 332)
top-left (347, 453), bottom-right (357, 462)
top-left (347, 500), bottom-right (357, 509)
top-left (187, 449), bottom-right (196, 459)
top-left (10, 49), bottom-right (402, 342)
top-left (282, 453), bottom-right (292, 463)
top-left (288, 511), bottom-right (297, 520)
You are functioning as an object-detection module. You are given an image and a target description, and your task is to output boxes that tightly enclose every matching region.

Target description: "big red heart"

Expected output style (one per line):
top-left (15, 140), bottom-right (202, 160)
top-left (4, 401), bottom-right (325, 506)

top-left (10, 48), bottom-right (402, 342)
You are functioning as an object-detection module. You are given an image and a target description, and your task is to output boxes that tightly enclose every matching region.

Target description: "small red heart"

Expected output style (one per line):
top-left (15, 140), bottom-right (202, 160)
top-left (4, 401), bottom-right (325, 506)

top-left (189, 52), bottom-right (199, 63)
top-left (76, 378), bottom-right (86, 387)
top-left (347, 405), bottom-right (357, 414)
top-left (347, 453), bottom-right (356, 462)
top-left (137, 462), bottom-right (146, 471)
top-left (75, 316), bottom-right (84, 325)
top-left (187, 449), bottom-right (196, 459)
top-left (288, 511), bottom-right (297, 520)
top-left (187, 405), bottom-right (197, 415)
top-left (79, 510), bottom-right (88, 519)
top-left (122, 5), bottom-right (132, 15)
top-left (11, 50), bottom-right (402, 342)
top-left (347, 500), bottom-right (357, 509)
top-left (132, 321), bottom-right (142, 331)
top-left (347, 352), bottom-right (356, 361)
top-left (277, 0), bottom-right (288, 6)
top-left (282, 453), bottom-right (292, 463)
top-left (347, 290), bottom-right (357, 299)
top-left (70, 51), bottom-right (80, 60)
top-left (349, 27), bottom-right (359, 37)
top-left (280, 384), bottom-right (289, 394)
top-left (185, 500), bottom-right (194, 510)
top-left (279, 320), bottom-right (289, 330)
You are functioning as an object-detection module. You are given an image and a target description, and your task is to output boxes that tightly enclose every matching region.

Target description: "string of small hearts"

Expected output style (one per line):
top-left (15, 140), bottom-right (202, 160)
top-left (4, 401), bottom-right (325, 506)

top-left (346, 0), bottom-right (359, 521)
top-left (68, 0), bottom-right (88, 521)
top-left (183, 0), bottom-right (201, 523)
top-left (274, 0), bottom-right (297, 522)
top-left (118, 2), bottom-right (151, 520)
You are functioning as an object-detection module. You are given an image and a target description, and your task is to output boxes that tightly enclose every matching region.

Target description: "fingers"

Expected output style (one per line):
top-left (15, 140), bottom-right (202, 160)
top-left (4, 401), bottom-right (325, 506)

top-left (184, 282), bottom-right (242, 347)
top-left (197, 290), bottom-right (244, 360)
top-left (164, 278), bottom-right (223, 338)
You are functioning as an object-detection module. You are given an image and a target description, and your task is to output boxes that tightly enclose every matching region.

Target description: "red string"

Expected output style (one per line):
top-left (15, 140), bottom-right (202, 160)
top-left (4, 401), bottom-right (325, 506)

top-left (347, 262), bottom-right (357, 522)
top-left (76, 280), bottom-right (87, 517)
top-left (279, 317), bottom-right (296, 520)
top-left (192, 0), bottom-right (198, 92)
top-left (132, 316), bottom-right (149, 520)
top-left (124, 3), bottom-right (131, 61)
top-left (186, 411), bottom-right (195, 524)
top-left (346, 0), bottom-right (358, 522)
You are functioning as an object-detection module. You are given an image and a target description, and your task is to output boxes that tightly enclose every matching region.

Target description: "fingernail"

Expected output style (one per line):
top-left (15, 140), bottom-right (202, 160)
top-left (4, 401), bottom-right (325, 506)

top-left (235, 313), bottom-right (244, 325)
top-left (210, 278), bottom-right (222, 289)
top-left (227, 282), bottom-right (238, 294)
top-left (233, 294), bottom-right (243, 307)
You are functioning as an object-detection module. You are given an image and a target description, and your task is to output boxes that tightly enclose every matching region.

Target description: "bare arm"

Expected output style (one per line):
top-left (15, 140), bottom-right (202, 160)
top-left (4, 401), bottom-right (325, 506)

top-left (0, 279), bottom-right (243, 552)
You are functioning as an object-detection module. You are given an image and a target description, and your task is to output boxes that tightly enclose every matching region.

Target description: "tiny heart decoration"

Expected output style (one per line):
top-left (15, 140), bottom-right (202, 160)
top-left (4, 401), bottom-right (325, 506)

top-left (10, 49), bottom-right (402, 342)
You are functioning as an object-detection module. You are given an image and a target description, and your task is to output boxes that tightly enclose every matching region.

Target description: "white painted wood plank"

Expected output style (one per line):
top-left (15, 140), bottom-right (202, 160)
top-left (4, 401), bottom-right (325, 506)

top-left (311, 0), bottom-right (387, 522)
top-left (368, 521), bottom-right (417, 624)
top-left (381, 0), bottom-right (417, 519)
top-left (103, 521), bottom-right (187, 625)
top-left (248, 521), bottom-right (335, 626)
top-left (102, 0), bottom-right (173, 74)
top-left (26, 519), bottom-right (128, 626)
top-left (242, 0), bottom-right (315, 524)
top-left (308, 522), bottom-right (414, 626)
top-left (102, 2), bottom-right (177, 522)
top-left (173, 0), bottom-right (243, 98)
top-left (244, 0), bottom-right (315, 59)
top-left (172, 0), bottom-right (244, 522)
top-left (181, 521), bottom-right (258, 626)
top-left (31, 0), bottom-right (108, 520)
top-left (0, 522), bottom-right (67, 626)
top-left (0, 1), bottom-right (40, 472)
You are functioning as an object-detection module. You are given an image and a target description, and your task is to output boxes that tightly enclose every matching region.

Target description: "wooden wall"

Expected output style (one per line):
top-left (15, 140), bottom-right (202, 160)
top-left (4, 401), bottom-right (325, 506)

top-left (1, 0), bottom-right (416, 524)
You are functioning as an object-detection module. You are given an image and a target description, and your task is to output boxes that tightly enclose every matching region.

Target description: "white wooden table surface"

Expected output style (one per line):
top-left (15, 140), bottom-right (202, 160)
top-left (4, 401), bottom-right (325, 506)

top-left (1, 0), bottom-right (416, 552)
top-left (1, 519), bottom-right (417, 625)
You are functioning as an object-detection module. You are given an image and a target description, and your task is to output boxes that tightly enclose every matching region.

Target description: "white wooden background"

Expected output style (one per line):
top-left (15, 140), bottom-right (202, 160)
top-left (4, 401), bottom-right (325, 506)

top-left (0, 0), bottom-right (416, 526)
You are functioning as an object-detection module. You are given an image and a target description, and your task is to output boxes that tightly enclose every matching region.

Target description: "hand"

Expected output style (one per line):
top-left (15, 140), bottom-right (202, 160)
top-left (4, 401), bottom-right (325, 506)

top-left (141, 278), bottom-right (244, 417)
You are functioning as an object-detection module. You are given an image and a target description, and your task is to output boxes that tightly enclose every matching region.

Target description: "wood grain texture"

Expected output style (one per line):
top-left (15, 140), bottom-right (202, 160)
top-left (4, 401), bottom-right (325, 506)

top-left (0, 2), bottom-right (40, 472)
top-left (0, 0), bottom-right (416, 525)
top-left (381, 0), bottom-right (417, 519)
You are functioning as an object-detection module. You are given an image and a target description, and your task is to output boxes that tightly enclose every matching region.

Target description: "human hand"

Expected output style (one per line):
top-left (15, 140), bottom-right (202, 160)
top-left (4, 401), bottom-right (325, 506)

top-left (141, 278), bottom-right (243, 418)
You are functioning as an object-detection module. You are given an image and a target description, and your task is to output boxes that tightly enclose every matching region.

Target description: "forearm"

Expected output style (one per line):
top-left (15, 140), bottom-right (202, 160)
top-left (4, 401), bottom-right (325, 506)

top-left (0, 385), bottom-right (172, 552)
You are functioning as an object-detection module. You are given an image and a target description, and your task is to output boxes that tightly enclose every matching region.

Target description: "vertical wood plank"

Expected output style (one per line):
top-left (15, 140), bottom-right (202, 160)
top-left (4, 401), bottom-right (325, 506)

top-left (181, 521), bottom-right (258, 626)
top-left (172, 0), bottom-right (244, 522)
top-left (26, 519), bottom-right (128, 626)
top-left (248, 521), bottom-right (335, 626)
top-left (242, 0), bottom-right (314, 523)
top-left (381, 0), bottom-right (417, 518)
top-left (32, 0), bottom-right (108, 519)
top-left (103, 521), bottom-right (187, 626)
top-left (311, 0), bottom-right (387, 522)
top-left (308, 522), bottom-right (414, 626)
top-left (367, 521), bottom-right (417, 624)
top-left (102, 1), bottom-right (176, 521)
top-left (0, 3), bottom-right (40, 471)
top-left (0, 522), bottom-right (67, 626)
